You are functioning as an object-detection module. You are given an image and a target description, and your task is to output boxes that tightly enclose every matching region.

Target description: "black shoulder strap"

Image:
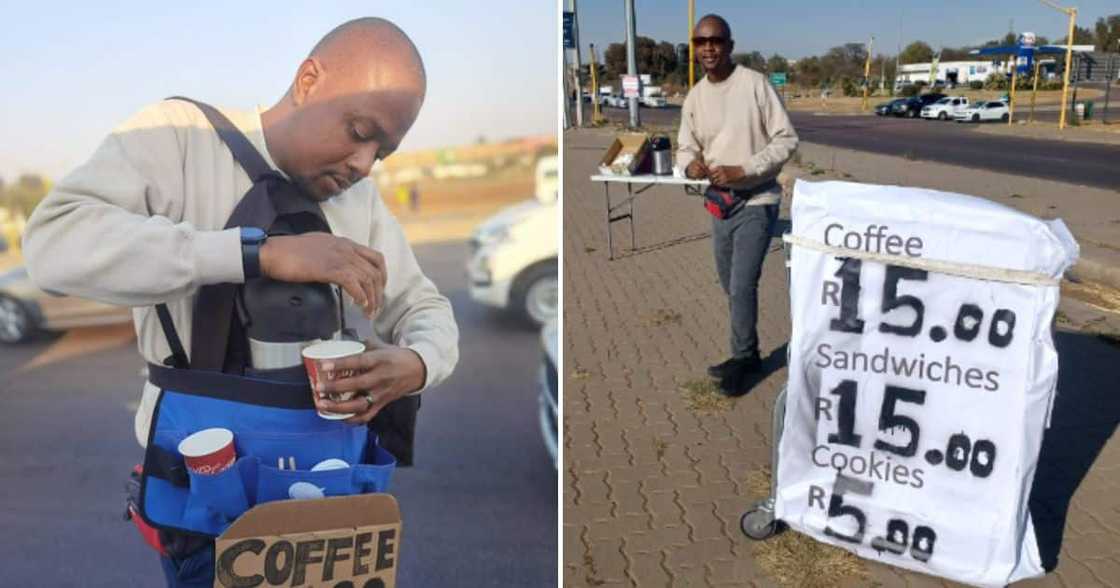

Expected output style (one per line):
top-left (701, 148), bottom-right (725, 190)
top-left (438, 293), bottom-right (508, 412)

top-left (165, 96), bottom-right (272, 181)
top-left (152, 97), bottom-right (334, 372)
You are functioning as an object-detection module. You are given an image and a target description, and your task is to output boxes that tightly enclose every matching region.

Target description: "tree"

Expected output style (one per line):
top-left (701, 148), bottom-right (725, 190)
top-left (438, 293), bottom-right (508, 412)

top-left (733, 50), bottom-right (767, 72)
top-left (1094, 14), bottom-right (1120, 51)
top-left (767, 53), bottom-right (790, 73)
top-left (1058, 25), bottom-right (1094, 45)
top-left (601, 37), bottom-right (679, 83)
top-left (899, 41), bottom-right (934, 64)
top-left (0, 174), bottom-right (51, 218)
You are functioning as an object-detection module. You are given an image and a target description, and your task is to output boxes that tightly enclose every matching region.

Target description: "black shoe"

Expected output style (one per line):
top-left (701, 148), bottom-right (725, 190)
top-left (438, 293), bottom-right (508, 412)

top-left (718, 356), bottom-right (763, 397)
top-left (707, 357), bottom-right (738, 379)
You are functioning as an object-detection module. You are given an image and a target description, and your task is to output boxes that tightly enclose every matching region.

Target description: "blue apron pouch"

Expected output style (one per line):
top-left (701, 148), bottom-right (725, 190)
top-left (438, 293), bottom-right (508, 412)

top-left (137, 363), bottom-right (397, 538)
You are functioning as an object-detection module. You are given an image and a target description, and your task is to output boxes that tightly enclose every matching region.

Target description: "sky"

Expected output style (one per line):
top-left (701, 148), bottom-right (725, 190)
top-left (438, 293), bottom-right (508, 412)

top-left (0, 2), bottom-right (557, 181)
top-left (568, 0), bottom-right (1117, 62)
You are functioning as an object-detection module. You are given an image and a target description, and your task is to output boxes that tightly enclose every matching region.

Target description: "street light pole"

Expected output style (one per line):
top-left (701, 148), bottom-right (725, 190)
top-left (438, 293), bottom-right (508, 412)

top-left (1039, 0), bottom-right (1078, 130)
top-left (688, 0), bottom-right (695, 89)
top-left (862, 36), bottom-right (874, 111)
top-left (570, 0), bottom-right (583, 127)
top-left (624, 0), bottom-right (640, 128)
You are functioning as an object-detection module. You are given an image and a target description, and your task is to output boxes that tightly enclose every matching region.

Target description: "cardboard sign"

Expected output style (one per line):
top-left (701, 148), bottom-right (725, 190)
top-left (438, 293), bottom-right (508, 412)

top-left (215, 494), bottom-right (401, 588)
top-left (775, 180), bottom-right (1078, 587)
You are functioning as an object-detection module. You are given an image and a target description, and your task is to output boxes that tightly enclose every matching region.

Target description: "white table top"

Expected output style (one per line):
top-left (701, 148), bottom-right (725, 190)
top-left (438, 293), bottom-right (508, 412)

top-left (589, 174), bottom-right (710, 186)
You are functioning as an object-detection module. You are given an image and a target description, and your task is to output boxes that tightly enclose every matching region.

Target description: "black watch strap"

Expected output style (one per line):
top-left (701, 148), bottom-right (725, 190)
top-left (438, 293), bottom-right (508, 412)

top-left (242, 241), bottom-right (262, 280)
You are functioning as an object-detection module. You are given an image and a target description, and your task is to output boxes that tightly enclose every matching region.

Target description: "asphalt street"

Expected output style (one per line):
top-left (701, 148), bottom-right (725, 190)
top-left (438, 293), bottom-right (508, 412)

top-left (585, 103), bottom-right (1120, 190)
top-left (0, 240), bottom-right (557, 587)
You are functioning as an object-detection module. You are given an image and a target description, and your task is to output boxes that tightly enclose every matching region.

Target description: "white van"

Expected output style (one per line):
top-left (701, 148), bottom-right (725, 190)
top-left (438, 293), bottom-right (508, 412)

top-left (467, 155), bottom-right (558, 326)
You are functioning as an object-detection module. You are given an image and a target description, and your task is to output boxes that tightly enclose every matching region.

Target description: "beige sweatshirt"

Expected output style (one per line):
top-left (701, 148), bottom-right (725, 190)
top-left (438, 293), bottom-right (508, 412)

top-left (23, 99), bottom-right (459, 446)
top-left (676, 65), bottom-right (799, 205)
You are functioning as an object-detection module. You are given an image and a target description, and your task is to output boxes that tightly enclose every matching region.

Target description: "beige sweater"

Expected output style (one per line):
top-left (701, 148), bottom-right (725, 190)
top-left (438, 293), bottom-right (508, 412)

top-left (23, 100), bottom-right (459, 446)
top-left (676, 65), bottom-right (799, 205)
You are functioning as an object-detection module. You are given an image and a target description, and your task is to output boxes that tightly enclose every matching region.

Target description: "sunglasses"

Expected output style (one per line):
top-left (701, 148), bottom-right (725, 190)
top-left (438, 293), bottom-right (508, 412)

top-left (691, 36), bottom-right (729, 47)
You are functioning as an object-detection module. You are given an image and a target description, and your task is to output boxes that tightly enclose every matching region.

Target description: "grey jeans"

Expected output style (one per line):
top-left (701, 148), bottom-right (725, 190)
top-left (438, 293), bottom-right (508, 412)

top-left (712, 203), bottom-right (778, 359)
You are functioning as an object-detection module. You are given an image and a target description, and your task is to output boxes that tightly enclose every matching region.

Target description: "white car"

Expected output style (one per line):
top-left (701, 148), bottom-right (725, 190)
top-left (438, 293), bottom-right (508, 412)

top-left (921, 96), bottom-right (970, 121)
top-left (467, 156), bottom-right (558, 326)
top-left (641, 95), bottom-right (667, 108)
top-left (955, 101), bottom-right (1010, 123)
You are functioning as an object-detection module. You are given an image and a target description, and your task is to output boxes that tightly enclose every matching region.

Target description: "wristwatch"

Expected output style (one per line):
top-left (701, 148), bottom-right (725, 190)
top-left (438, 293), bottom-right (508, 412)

top-left (240, 227), bottom-right (267, 280)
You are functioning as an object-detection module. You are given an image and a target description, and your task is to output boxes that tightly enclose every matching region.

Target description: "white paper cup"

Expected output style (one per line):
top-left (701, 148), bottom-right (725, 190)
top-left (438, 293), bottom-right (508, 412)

top-left (302, 340), bottom-right (366, 419)
top-left (178, 428), bottom-right (236, 475)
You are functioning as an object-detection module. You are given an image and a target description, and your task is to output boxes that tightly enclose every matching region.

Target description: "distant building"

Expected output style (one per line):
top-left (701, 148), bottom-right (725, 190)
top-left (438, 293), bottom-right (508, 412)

top-left (895, 61), bottom-right (998, 88)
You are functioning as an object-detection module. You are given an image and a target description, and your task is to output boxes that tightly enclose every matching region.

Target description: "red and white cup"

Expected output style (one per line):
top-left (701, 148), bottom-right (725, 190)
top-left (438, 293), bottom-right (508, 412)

top-left (302, 340), bottom-right (367, 420)
top-left (178, 428), bottom-right (236, 476)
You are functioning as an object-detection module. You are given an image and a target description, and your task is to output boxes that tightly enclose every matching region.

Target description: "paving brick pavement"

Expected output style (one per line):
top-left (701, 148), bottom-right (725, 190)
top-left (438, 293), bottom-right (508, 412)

top-left (562, 128), bottom-right (1120, 587)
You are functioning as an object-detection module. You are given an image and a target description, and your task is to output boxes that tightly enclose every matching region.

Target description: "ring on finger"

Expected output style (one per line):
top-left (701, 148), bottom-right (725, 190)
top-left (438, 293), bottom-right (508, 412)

top-left (364, 394), bottom-right (375, 409)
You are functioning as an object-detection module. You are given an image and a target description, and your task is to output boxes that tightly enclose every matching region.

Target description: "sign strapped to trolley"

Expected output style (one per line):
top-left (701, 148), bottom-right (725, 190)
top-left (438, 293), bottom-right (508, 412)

top-left (775, 180), bottom-right (1079, 587)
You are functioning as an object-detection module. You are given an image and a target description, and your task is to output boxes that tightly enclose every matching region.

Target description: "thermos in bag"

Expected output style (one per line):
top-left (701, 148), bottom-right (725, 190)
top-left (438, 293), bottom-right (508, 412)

top-left (240, 279), bottom-right (341, 369)
top-left (651, 135), bottom-right (672, 176)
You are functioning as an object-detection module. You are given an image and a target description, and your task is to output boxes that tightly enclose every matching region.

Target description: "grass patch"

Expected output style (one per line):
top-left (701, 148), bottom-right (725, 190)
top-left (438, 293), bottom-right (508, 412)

top-left (679, 378), bottom-right (733, 413)
top-left (1010, 193), bottom-right (1024, 199)
top-left (571, 367), bottom-right (592, 381)
top-left (584, 246), bottom-right (597, 253)
top-left (654, 438), bottom-right (669, 460)
top-left (642, 308), bottom-right (682, 327)
top-left (744, 468), bottom-right (871, 588)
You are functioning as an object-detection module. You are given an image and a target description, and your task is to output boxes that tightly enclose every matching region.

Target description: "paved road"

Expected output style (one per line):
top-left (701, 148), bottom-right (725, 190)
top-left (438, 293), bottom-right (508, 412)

top-left (583, 103), bottom-right (1120, 190)
top-left (0, 240), bottom-right (557, 587)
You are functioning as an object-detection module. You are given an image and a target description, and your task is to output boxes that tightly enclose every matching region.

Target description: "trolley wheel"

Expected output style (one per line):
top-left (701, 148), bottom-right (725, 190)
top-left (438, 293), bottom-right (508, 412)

top-left (740, 504), bottom-right (781, 541)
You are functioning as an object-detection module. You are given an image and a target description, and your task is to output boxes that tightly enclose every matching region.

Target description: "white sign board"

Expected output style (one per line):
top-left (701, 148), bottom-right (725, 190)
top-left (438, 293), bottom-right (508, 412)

top-left (775, 180), bottom-right (1078, 587)
top-left (621, 75), bottom-right (641, 99)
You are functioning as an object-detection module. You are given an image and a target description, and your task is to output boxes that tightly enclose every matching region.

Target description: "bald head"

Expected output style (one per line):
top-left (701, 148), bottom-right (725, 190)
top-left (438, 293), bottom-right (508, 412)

top-left (262, 17), bottom-right (428, 201)
top-left (693, 14), bottom-right (735, 80)
top-left (308, 17), bottom-right (426, 98)
top-left (695, 14), bottom-right (732, 41)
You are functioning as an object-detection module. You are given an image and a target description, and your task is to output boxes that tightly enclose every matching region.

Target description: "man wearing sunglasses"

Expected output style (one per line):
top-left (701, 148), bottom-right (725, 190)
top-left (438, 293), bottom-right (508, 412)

top-left (677, 14), bottom-right (799, 396)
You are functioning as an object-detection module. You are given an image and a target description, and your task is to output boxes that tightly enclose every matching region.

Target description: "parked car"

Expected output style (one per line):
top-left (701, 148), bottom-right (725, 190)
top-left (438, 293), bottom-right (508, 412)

top-left (955, 101), bottom-right (1010, 123)
top-left (538, 318), bottom-right (557, 468)
top-left (0, 265), bottom-right (132, 343)
top-left (641, 95), bottom-right (667, 108)
top-left (875, 98), bottom-right (907, 116)
top-left (894, 93), bottom-right (946, 118)
top-left (467, 156), bottom-right (558, 327)
top-left (921, 96), bottom-right (970, 121)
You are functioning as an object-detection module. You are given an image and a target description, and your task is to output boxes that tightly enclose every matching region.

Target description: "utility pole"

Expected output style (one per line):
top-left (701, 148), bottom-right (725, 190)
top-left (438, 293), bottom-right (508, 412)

top-left (862, 36), bottom-right (874, 111)
top-left (1039, 0), bottom-right (1077, 130)
top-left (590, 44), bottom-right (603, 123)
top-left (894, 11), bottom-right (902, 96)
top-left (1029, 60), bottom-right (1041, 123)
top-left (688, 0), bottom-right (696, 89)
top-left (1008, 60), bottom-right (1018, 125)
top-left (569, 0), bottom-right (583, 127)
top-left (880, 57), bottom-right (886, 94)
top-left (624, 0), bottom-right (640, 128)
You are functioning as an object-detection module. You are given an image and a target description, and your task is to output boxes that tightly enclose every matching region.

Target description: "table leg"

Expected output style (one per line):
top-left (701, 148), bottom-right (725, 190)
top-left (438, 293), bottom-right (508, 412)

top-left (604, 182), bottom-right (614, 260)
top-left (627, 183), bottom-right (636, 250)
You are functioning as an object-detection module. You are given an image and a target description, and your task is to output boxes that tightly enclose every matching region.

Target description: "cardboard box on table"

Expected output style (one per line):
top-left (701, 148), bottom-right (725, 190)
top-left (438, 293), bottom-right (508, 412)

top-left (214, 494), bottom-right (400, 588)
top-left (598, 133), bottom-right (651, 176)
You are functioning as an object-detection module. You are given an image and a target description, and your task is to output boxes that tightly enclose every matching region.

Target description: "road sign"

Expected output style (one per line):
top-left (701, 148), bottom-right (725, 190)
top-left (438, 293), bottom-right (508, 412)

top-left (563, 11), bottom-right (575, 49)
top-left (622, 75), bottom-right (641, 98)
top-left (770, 72), bottom-right (787, 87)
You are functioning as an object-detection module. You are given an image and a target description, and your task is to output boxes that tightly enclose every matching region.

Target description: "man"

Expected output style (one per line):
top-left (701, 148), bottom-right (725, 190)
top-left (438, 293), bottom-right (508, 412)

top-left (677, 14), bottom-right (798, 396)
top-left (23, 17), bottom-right (458, 586)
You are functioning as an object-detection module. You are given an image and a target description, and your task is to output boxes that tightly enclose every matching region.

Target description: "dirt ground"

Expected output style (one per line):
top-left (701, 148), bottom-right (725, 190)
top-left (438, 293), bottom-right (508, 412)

top-left (383, 170), bottom-right (538, 244)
